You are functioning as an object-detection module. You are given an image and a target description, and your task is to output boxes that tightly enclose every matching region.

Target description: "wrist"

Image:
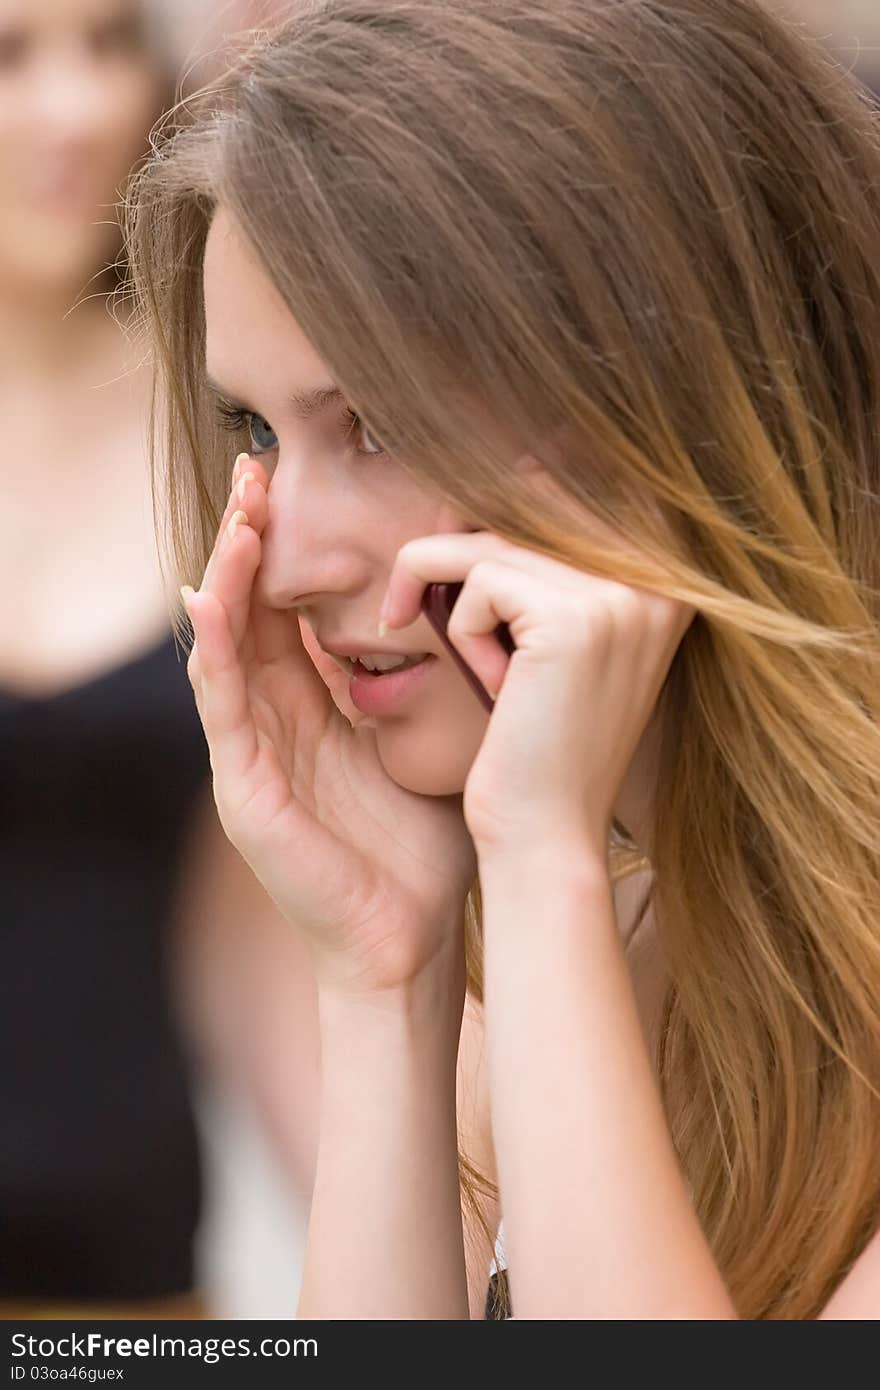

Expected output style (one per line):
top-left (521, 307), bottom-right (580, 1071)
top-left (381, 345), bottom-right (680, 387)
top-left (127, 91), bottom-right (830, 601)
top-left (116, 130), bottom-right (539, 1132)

top-left (317, 949), bottom-right (466, 1069)
top-left (477, 830), bottom-right (610, 894)
top-left (477, 840), bottom-right (618, 976)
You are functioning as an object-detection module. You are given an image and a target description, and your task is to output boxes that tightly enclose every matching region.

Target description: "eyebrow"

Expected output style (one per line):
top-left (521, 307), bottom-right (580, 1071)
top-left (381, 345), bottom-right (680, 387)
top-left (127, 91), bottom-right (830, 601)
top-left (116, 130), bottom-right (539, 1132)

top-left (204, 375), bottom-right (345, 420)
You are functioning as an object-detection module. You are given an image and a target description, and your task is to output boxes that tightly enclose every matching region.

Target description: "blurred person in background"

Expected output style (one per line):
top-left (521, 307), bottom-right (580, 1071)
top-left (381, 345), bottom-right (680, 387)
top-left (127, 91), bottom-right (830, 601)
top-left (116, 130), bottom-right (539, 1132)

top-left (770, 2), bottom-right (880, 97)
top-left (0, 0), bottom-right (319, 1319)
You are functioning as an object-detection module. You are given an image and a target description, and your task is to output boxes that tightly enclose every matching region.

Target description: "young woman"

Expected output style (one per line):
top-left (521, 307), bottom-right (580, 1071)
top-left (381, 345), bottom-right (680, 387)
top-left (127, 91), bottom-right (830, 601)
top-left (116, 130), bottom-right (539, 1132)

top-left (126, 0), bottom-right (880, 1319)
top-left (0, 0), bottom-right (320, 1317)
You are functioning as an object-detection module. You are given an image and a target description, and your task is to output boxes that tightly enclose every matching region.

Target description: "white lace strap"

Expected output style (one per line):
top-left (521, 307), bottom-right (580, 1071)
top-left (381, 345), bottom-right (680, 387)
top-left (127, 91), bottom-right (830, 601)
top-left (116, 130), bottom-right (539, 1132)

top-left (488, 1218), bottom-right (507, 1277)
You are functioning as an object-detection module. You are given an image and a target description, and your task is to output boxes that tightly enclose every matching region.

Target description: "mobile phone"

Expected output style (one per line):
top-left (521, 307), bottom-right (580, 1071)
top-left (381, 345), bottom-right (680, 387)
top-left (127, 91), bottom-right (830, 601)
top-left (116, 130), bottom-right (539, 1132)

top-left (421, 582), bottom-right (515, 712)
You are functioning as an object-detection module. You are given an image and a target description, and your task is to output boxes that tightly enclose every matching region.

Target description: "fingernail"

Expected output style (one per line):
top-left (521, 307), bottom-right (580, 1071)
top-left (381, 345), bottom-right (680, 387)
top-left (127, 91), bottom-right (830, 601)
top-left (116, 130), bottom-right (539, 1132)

top-left (377, 589), bottom-right (393, 634)
top-left (236, 471), bottom-right (254, 503)
top-left (233, 451), bottom-right (251, 483)
top-left (180, 584), bottom-right (195, 609)
top-left (227, 508), bottom-right (248, 540)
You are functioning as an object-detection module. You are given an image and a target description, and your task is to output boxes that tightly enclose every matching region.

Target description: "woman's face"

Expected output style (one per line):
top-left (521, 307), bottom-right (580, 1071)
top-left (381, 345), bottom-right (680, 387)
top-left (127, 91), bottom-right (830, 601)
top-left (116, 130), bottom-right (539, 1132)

top-left (203, 208), bottom-right (493, 796)
top-left (0, 0), bottom-right (160, 292)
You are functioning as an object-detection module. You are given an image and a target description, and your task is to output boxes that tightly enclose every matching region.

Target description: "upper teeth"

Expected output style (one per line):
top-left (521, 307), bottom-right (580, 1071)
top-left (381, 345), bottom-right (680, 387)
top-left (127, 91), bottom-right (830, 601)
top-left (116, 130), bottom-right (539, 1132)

top-left (356, 653), bottom-right (423, 672)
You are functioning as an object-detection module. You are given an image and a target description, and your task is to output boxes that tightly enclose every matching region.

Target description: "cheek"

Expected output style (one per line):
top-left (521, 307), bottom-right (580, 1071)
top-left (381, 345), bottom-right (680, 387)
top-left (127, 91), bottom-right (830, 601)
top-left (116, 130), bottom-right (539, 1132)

top-left (100, 71), bottom-right (159, 168)
top-left (90, 79), bottom-right (159, 259)
top-left (378, 462), bottom-right (461, 535)
top-left (0, 91), bottom-right (35, 186)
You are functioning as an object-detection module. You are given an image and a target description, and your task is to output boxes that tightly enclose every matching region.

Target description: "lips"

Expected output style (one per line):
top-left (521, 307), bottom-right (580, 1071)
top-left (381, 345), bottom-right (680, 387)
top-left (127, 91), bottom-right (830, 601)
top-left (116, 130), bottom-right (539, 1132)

top-left (347, 654), bottom-right (436, 715)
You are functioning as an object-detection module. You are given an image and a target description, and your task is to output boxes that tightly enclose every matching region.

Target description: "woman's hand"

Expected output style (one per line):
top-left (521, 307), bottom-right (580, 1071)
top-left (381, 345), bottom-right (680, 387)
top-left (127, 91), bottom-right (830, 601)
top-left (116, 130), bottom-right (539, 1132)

top-left (181, 457), bottom-right (477, 1000)
top-left (379, 526), bottom-right (695, 862)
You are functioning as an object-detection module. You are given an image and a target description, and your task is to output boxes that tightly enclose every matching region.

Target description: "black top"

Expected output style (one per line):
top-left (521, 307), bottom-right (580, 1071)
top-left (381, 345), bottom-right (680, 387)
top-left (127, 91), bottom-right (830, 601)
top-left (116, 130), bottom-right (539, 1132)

top-left (0, 632), bottom-right (210, 1300)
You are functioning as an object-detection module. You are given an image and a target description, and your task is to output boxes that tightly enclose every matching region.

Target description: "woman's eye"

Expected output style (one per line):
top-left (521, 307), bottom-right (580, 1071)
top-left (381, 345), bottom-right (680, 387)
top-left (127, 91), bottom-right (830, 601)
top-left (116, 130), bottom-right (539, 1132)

top-left (90, 15), bottom-right (144, 56)
top-left (341, 407), bottom-right (386, 456)
top-left (360, 421), bottom-right (384, 455)
top-left (214, 397), bottom-right (383, 458)
top-left (0, 28), bottom-right (28, 69)
top-left (247, 414), bottom-right (278, 454)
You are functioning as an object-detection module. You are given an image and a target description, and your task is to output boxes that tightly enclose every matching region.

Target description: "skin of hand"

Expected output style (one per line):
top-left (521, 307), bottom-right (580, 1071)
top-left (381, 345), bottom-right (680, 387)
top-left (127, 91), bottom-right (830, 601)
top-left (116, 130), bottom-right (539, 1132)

top-left (181, 455), bottom-right (478, 1001)
top-left (378, 523), bottom-right (697, 864)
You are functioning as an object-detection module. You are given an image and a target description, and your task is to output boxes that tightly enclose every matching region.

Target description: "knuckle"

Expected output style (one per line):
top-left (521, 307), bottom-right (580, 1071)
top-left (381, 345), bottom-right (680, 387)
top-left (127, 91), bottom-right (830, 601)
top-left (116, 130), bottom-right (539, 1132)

top-left (395, 538), bottom-right (420, 565)
top-left (468, 559), bottom-right (500, 588)
top-left (562, 597), bottom-right (607, 654)
top-left (467, 528), bottom-right (500, 547)
top-left (482, 531), bottom-right (509, 556)
top-left (446, 612), bottom-right (467, 642)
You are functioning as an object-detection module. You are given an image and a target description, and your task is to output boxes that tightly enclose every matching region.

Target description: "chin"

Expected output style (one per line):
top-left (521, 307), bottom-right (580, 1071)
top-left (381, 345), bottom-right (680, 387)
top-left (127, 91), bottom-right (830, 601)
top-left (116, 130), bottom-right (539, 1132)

top-left (374, 724), bottom-right (478, 797)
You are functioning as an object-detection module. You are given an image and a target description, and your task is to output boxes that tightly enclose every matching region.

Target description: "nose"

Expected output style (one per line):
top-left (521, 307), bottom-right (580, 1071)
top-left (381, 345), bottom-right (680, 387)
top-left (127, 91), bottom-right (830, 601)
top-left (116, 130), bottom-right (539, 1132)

top-left (254, 448), bottom-right (372, 612)
top-left (26, 46), bottom-right (120, 146)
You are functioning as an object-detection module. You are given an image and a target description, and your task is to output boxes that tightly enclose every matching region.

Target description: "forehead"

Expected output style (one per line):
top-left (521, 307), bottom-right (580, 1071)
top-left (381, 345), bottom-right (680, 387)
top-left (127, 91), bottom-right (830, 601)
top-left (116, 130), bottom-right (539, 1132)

top-left (203, 207), bottom-right (330, 391)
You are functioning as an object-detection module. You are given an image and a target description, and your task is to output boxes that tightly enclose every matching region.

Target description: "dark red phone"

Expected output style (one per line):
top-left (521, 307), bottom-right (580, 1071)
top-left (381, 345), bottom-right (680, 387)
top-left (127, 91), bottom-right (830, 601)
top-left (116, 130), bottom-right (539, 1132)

top-left (421, 582), bottom-right (515, 712)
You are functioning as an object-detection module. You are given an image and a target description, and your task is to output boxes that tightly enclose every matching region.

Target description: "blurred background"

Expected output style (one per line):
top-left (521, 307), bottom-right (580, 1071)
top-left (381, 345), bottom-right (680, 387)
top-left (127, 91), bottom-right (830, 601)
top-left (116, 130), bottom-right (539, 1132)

top-left (0, 0), bottom-right (876, 1321)
top-left (0, 0), bottom-right (320, 1322)
top-left (771, 0), bottom-right (880, 96)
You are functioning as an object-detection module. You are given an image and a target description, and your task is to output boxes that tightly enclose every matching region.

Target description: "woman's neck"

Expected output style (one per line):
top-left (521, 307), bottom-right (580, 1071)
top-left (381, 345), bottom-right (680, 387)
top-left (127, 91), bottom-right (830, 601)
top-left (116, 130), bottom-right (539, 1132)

top-left (0, 276), bottom-right (122, 380)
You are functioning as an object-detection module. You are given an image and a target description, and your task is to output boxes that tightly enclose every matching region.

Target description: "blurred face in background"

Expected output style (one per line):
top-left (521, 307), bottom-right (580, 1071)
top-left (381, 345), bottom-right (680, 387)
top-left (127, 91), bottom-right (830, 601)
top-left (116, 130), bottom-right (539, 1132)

top-left (0, 0), bottom-right (161, 296)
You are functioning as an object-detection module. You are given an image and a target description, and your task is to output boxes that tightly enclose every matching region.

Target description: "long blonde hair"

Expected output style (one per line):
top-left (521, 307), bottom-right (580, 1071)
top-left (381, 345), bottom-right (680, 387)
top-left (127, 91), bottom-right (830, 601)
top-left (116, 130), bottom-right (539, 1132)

top-left (124, 0), bottom-right (880, 1318)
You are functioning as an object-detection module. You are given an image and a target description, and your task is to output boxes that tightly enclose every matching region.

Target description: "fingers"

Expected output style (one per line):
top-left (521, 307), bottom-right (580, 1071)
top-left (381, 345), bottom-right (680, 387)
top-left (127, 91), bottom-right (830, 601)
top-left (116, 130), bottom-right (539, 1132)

top-left (181, 451), bottom-right (269, 780)
top-left (206, 472), bottom-right (268, 654)
top-left (233, 450), bottom-right (270, 494)
top-left (182, 585), bottom-right (259, 789)
top-left (200, 455), bottom-right (268, 602)
top-left (380, 529), bottom-right (683, 636)
top-left (183, 454), bottom-right (272, 675)
top-left (380, 531), bottom-right (578, 632)
top-left (298, 614), bottom-right (366, 725)
top-left (440, 560), bottom-right (526, 694)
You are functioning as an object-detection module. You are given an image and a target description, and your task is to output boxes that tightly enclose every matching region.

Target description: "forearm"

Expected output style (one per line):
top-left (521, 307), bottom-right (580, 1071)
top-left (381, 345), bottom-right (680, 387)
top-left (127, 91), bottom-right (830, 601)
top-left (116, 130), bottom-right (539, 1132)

top-left (297, 968), bottom-right (470, 1319)
top-left (479, 849), bottom-right (736, 1319)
